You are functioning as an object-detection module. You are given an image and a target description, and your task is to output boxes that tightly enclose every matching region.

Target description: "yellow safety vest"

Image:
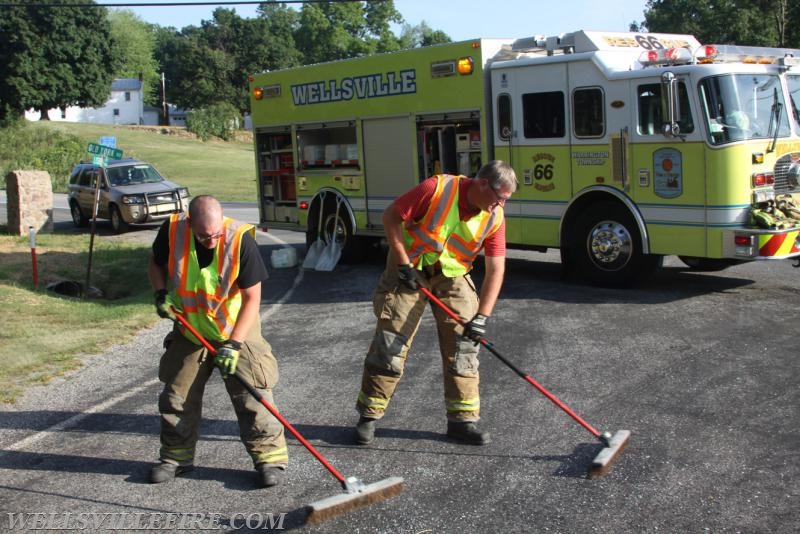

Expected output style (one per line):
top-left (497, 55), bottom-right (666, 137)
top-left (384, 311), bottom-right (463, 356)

top-left (403, 175), bottom-right (503, 277)
top-left (167, 213), bottom-right (255, 344)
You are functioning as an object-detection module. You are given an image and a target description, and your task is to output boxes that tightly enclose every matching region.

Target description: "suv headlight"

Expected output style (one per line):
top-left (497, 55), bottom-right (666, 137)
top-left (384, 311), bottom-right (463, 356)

top-left (178, 187), bottom-right (190, 198)
top-left (122, 194), bottom-right (145, 205)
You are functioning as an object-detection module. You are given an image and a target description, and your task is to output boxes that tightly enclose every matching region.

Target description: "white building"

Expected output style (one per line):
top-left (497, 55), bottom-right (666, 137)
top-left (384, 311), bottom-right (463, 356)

top-left (25, 78), bottom-right (144, 124)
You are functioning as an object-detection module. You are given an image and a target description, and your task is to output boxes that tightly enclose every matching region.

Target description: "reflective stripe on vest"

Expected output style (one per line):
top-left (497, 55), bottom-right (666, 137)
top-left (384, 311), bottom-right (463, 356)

top-left (404, 175), bottom-right (503, 277)
top-left (167, 213), bottom-right (255, 343)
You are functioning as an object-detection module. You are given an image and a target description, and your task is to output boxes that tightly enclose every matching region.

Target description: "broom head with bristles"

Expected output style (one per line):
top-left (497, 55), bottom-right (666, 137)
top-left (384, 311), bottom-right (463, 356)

top-left (588, 430), bottom-right (630, 479)
top-left (304, 476), bottom-right (405, 524)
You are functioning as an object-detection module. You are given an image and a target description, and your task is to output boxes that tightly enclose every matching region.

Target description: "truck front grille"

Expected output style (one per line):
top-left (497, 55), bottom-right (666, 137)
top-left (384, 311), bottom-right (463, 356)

top-left (773, 152), bottom-right (800, 194)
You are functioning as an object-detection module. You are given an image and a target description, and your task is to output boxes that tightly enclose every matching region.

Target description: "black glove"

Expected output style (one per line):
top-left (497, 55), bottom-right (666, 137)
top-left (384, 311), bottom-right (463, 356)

top-left (154, 289), bottom-right (176, 320)
top-left (463, 313), bottom-right (489, 343)
top-left (397, 263), bottom-right (420, 290)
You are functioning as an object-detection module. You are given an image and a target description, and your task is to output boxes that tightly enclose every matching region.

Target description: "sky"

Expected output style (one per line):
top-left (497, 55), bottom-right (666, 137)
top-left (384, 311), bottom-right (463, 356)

top-left (104, 0), bottom-right (648, 41)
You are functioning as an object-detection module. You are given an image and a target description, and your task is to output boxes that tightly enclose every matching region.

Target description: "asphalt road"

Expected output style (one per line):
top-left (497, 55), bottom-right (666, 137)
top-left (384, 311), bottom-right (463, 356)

top-left (1, 195), bottom-right (799, 533)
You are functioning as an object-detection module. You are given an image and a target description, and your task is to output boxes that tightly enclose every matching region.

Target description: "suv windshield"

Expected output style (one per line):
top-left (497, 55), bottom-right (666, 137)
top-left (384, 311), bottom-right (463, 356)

top-left (699, 73), bottom-right (791, 145)
top-left (106, 164), bottom-right (165, 187)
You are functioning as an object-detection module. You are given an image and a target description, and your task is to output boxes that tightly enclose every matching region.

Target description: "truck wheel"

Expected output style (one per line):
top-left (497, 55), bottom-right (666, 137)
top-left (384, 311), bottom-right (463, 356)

top-left (321, 203), bottom-right (363, 263)
top-left (110, 205), bottom-right (129, 234)
top-left (570, 201), bottom-right (657, 286)
top-left (70, 200), bottom-right (88, 228)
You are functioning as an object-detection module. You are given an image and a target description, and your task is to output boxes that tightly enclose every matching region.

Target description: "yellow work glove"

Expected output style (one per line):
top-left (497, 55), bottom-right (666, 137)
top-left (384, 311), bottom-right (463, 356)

top-left (154, 289), bottom-right (178, 320)
top-left (214, 340), bottom-right (242, 378)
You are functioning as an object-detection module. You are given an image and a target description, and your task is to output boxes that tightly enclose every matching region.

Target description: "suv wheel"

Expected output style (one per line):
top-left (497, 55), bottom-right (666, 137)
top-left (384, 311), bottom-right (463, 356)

top-left (110, 205), bottom-right (129, 234)
top-left (70, 200), bottom-right (89, 228)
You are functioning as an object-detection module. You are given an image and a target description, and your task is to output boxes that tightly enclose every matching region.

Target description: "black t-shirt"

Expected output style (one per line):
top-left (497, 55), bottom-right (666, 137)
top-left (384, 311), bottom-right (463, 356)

top-left (152, 219), bottom-right (268, 289)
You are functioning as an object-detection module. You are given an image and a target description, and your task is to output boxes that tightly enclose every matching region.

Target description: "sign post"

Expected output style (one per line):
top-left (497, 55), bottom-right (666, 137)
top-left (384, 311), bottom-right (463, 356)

top-left (83, 141), bottom-right (124, 298)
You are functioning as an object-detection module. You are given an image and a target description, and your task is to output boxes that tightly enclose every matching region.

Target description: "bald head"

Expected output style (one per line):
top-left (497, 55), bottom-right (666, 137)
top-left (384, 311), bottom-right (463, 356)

top-left (189, 195), bottom-right (223, 223)
top-left (188, 195), bottom-right (224, 248)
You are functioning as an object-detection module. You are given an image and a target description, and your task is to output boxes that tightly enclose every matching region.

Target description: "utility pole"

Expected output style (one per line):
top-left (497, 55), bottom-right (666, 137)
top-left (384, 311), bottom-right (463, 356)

top-left (161, 71), bottom-right (169, 126)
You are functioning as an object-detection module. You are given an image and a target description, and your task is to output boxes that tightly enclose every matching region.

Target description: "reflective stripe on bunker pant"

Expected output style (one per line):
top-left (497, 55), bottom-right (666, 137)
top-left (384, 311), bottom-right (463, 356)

top-left (357, 262), bottom-right (481, 422)
top-left (158, 322), bottom-right (287, 468)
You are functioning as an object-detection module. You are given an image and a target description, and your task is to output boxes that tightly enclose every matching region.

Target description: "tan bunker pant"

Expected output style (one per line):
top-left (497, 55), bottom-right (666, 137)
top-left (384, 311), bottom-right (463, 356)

top-left (157, 322), bottom-right (287, 469)
top-left (357, 261), bottom-right (482, 423)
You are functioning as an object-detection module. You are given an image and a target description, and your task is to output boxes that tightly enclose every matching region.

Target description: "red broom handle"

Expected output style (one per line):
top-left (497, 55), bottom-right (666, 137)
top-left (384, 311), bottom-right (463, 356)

top-left (172, 312), bottom-right (347, 484)
top-left (418, 286), bottom-right (602, 440)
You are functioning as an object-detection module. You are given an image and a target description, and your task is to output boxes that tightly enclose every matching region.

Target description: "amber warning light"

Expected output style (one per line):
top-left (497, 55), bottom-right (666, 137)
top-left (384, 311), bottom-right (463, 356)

top-left (457, 57), bottom-right (474, 75)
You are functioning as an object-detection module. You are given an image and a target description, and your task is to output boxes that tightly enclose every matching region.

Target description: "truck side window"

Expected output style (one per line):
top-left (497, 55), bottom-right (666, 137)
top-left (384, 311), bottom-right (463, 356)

top-left (522, 91), bottom-right (565, 138)
top-left (638, 82), bottom-right (694, 136)
top-left (497, 94), bottom-right (512, 140)
top-left (573, 88), bottom-right (604, 137)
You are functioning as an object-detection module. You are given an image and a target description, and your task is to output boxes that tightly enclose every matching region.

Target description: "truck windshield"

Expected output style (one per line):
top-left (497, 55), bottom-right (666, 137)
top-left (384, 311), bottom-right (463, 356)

top-left (788, 75), bottom-right (800, 132)
top-left (699, 74), bottom-right (791, 145)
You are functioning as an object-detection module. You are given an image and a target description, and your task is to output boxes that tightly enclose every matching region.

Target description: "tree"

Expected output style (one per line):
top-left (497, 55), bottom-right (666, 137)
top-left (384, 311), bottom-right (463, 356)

top-left (0, 0), bottom-right (116, 123)
top-left (154, 6), bottom-right (304, 114)
top-left (641, 0), bottom-right (799, 47)
top-left (294, 0), bottom-right (403, 64)
top-left (398, 21), bottom-right (452, 49)
top-left (108, 10), bottom-right (160, 105)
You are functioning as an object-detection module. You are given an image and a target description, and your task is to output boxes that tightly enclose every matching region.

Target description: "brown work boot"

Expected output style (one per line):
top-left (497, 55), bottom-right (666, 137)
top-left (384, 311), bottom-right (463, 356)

top-left (355, 417), bottom-right (376, 445)
top-left (256, 464), bottom-right (285, 488)
top-left (149, 461), bottom-right (194, 483)
top-left (446, 421), bottom-right (491, 445)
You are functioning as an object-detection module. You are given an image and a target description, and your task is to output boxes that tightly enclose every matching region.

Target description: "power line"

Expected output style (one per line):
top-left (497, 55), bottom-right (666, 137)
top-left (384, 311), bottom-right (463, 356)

top-left (0, 1), bottom-right (368, 7)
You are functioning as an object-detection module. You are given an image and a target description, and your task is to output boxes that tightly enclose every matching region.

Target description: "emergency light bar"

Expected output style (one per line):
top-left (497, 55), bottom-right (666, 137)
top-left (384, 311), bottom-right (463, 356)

top-left (637, 47), bottom-right (692, 67)
top-left (698, 44), bottom-right (800, 65)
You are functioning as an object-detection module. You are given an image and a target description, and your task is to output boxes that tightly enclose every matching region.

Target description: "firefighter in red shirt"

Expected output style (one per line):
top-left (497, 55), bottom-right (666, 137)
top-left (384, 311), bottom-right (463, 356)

top-left (355, 160), bottom-right (518, 445)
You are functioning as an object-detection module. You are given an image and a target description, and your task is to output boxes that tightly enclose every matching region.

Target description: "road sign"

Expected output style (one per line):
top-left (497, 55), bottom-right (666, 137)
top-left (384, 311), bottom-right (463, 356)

top-left (87, 142), bottom-right (123, 160)
top-left (99, 136), bottom-right (116, 148)
top-left (92, 155), bottom-right (107, 167)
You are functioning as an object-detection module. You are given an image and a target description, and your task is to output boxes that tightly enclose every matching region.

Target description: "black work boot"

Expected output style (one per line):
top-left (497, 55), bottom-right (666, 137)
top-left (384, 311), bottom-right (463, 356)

top-left (256, 464), bottom-right (285, 488)
top-left (355, 417), bottom-right (377, 445)
top-left (149, 461), bottom-right (194, 483)
top-left (446, 421), bottom-right (491, 445)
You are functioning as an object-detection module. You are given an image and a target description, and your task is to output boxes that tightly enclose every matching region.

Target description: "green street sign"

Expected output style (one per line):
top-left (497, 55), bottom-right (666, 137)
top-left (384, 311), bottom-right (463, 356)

top-left (87, 142), bottom-right (123, 160)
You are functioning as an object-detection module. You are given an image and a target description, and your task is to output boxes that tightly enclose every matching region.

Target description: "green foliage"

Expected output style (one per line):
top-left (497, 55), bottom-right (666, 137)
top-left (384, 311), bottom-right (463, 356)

top-left (0, 0), bottom-right (118, 122)
top-left (108, 10), bottom-right (161, 105)
top-left (185, 102), bottom-right (242, 141)
top-left (295, 1), bottom-right (403, 63)
top-left (2, 1), bottom-right (451, 126)
top-left (0, 121), bottom-right (84, 191)
top-left (642, 0), bottom-right (800, 47)
top-left (398, 21), bottom-right (452, 48)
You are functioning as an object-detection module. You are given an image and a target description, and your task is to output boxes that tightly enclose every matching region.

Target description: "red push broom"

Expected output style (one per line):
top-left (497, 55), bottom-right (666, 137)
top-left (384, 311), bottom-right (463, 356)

top-left (418, 286), bottom-right (630, 478)
top-left (172, 312), bottom-right (404, 523)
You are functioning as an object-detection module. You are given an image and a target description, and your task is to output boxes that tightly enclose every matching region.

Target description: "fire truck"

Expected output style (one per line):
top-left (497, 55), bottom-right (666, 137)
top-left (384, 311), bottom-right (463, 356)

top-left (248, 30), bottom-right (800, 285)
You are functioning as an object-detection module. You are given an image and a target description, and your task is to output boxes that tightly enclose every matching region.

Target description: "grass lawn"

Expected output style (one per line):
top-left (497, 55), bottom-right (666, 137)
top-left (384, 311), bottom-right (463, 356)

top-left (32, 122), bottom-right (258, 202)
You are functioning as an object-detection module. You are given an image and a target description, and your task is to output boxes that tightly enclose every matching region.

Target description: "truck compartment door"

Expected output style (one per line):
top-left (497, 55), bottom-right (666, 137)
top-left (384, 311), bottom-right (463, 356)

top-left (362, 116), bottom-right (416, 228)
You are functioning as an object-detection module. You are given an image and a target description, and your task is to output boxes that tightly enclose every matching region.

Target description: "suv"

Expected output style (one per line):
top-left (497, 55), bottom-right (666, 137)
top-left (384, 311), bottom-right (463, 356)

top-left (68, 158), bottom-right (190, 233)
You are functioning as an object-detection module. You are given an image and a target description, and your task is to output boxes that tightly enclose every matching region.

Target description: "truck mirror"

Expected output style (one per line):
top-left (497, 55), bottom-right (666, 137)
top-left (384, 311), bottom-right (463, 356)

top-left (660, 71), bottom-right (681, 138)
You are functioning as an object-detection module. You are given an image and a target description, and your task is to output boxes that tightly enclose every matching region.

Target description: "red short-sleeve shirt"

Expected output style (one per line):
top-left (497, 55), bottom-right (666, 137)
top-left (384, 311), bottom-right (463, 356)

top-left (392, 176), bottom-right (506, 256)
